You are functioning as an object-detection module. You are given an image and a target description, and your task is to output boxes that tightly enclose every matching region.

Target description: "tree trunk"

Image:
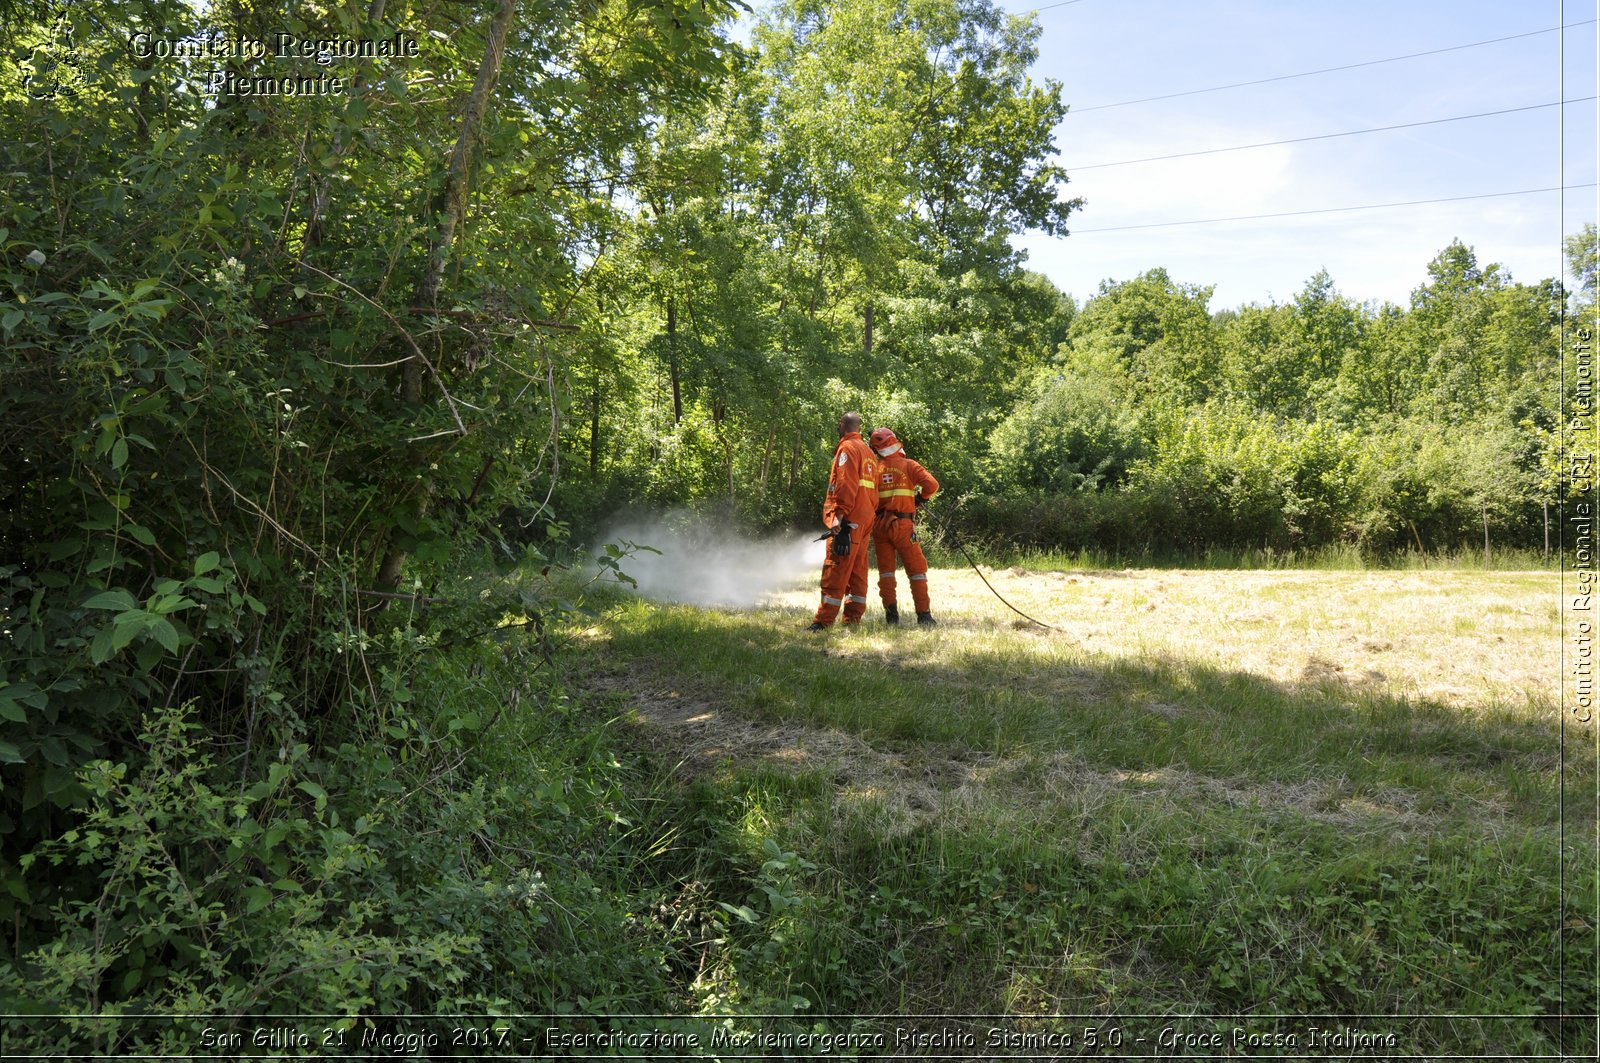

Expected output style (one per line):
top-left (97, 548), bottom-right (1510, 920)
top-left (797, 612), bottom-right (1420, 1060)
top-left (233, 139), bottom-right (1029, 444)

top-left (409, 0), bottom-right (518, 394)
top-left (304, 0), bottom-right (387, 257)
top-left (589, 378), bottom-right (601, 477)
top-left (666, 297), bottom-right (682, 424)
top-left (712, 400), bottom-right (734, 504)
top-left (758, 424), bottom-right (774, 493)
top-left (864, 302), bottom-right (873, 356)
top-left (377, 0), bottom-right (517, 589)
top-left (1544, 501), bottom-right (1550, 563)
top-left (1482, 503), bottom-right (1490, 565)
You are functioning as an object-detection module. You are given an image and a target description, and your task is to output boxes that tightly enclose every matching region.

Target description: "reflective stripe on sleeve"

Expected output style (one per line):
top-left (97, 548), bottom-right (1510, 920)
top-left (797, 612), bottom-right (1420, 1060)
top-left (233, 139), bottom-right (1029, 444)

top-left (880, 488), bottom-right (915, 498)
top-left (858, 478), bottom-right (876, 488)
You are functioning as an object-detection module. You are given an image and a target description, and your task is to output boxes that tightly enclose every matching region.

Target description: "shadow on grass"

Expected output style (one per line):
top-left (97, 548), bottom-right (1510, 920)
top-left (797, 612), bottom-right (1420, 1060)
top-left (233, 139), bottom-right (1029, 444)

top-left (586, 602), bottom-right (1596, 1056)
top-left (593, 602), bottom-right (1591, 831)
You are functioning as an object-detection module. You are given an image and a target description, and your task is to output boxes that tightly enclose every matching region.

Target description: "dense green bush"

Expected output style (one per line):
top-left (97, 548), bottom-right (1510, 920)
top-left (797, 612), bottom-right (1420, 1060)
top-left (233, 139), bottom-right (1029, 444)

top-left (985, 368), bottom-right (1148, 494)
top-left (1, 0), bottom-right (738, 1046)
top-left (957, 406), bottom-right (1560, 559)
top-left (1, 629), bottom-right (715, 1053)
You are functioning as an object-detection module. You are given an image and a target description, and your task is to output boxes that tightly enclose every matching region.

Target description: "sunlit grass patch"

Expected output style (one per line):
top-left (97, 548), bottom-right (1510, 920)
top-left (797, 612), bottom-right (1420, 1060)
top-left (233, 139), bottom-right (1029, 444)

top-left (591, 566), bottom-right (1577, 819)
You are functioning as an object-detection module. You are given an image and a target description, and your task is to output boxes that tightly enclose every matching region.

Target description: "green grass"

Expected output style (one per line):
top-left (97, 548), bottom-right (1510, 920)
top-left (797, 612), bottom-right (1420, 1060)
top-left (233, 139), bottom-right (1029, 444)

top-left (568, 565), bottom-right (1596, 1056)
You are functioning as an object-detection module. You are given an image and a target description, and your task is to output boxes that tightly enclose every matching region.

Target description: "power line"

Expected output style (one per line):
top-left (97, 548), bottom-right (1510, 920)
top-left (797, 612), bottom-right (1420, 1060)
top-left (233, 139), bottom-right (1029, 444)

top-left (1024, 0), bottom-right (1086, 13)
top-left (1071, 19), bottom-right (1598, 114)
top-left (1068, 185), bottom-right (1599, 234)
top-left (1073, 98), bottom-right (1598, 170)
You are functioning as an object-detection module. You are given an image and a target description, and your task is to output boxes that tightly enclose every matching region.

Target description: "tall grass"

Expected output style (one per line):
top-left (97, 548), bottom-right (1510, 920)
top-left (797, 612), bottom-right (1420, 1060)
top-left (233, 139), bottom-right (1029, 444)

top-left (950, 540), bottom-right (1560, 572)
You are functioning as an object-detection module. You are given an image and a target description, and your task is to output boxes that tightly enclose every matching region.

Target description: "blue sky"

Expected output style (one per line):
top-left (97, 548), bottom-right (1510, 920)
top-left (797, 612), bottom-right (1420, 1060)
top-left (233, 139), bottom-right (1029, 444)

top-left (1009, 0), bottom-right (1598, 310)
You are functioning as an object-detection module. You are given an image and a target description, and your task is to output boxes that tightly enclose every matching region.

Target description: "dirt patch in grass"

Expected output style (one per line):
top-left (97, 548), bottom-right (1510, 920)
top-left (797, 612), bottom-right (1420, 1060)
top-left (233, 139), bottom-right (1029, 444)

top-left (586, 665), bottom-right (1499, 839)
top-left (588, 670), bottom-right (881, 775)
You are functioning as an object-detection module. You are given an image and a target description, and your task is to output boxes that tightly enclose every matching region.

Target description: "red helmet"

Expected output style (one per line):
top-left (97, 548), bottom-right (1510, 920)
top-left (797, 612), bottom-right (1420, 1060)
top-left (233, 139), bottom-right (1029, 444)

top-left (869, 427), bottom-right (901, 456)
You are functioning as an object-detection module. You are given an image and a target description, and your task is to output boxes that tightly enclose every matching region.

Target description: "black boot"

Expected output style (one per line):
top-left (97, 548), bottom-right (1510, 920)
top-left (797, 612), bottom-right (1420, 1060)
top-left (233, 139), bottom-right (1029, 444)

top-left (884, 604), bottom-right (899, 625)
top-left (916, 612), bottom-right (937, 626)
top-left (805, 621), bottom-right (829, 632)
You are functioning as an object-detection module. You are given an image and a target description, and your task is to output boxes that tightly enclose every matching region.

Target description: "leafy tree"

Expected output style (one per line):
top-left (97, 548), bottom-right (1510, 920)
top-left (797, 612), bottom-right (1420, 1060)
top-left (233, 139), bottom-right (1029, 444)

top-left (1220, 301), bottom-right (1298, 414)
top-left (986, 365), bottom-right (1147, 494)
top-left (586, 0), bottom-right (1081, 524)
top-left (0, 0), bottom-right (740, 1029)
top-left (1567, 222), bottom-right (1598, 313)
top-left (1330, 301), bottom-right (1417, 421)
top-left (1065, 268), bottom-right (1221, 405)
top-left (1289, 269), bottom-right (1364, 416)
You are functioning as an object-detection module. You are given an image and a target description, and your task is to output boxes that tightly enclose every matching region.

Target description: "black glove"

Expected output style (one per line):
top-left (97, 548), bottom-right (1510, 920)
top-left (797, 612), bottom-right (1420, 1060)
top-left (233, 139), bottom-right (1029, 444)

top-left (830, 523), bottom-right (853, 557)
top-left (915, 494), bottom-right (926, 507)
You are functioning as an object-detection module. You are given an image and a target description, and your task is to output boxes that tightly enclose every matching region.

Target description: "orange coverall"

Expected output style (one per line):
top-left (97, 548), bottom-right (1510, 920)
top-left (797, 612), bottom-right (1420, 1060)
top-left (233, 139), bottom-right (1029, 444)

top-left (872, 450), bottom-right (939, 614)
top-left (813, 432), bottom-right (879, 625)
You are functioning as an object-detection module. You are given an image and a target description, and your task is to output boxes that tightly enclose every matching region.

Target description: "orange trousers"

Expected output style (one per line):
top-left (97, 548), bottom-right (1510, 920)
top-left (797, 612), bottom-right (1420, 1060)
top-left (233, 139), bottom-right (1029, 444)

top-left (873, 512), bottom-right (931, 613)
top-left (814, 525), bottom-right (872, 625)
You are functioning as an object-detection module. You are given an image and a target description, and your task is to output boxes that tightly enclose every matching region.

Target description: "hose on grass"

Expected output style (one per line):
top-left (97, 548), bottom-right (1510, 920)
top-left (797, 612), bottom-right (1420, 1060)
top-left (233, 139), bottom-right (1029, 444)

top-left (921, 504), bottom-right (1061, 633)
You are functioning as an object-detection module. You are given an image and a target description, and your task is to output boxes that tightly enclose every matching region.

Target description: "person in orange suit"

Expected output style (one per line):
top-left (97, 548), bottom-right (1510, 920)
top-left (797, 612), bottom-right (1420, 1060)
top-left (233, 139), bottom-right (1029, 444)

top-left (868, 427), bottom-right (939, 625)
top-left (807, 412), bottom-right (879, 630)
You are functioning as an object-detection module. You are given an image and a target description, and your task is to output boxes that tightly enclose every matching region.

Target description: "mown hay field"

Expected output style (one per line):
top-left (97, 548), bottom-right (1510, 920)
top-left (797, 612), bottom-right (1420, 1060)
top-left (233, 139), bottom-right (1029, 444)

top-left (576, 565), bottom-right (1594, 1057)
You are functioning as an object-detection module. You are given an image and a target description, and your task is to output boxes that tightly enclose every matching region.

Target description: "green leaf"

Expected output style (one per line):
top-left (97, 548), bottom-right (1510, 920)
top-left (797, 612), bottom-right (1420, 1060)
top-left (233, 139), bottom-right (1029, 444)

top-left (134, 641), bottom-right (164, 673)
top-left (109, 437), bottom-right (128, 469)
top-left (89, 628), bottom-right (117, 664)
top-left (150, 618), bottom-right (180, 653)
top-left (126, 523), bottom-right (157, 546)
top-left (0, 698), bottom-right (25, 724)
top-left (41, 765), bottom-right (76, 796)
top-left (0, 741), bottom-right (22, 765)
top-left (82, 589), bottom-right (137, 611)
top-left (295, 781), bottom-right (328, 810)
top-left (194, 551), bottom-right (220, 575)
top-left (150, 594), bottom-right (197, 615)
top-left (110, 618), bottom-right (143, 652)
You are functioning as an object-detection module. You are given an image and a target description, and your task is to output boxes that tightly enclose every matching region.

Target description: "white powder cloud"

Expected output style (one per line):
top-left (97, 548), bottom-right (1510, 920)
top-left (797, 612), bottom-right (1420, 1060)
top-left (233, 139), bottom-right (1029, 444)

top-left (592, 514), bottom-right (827, 608)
